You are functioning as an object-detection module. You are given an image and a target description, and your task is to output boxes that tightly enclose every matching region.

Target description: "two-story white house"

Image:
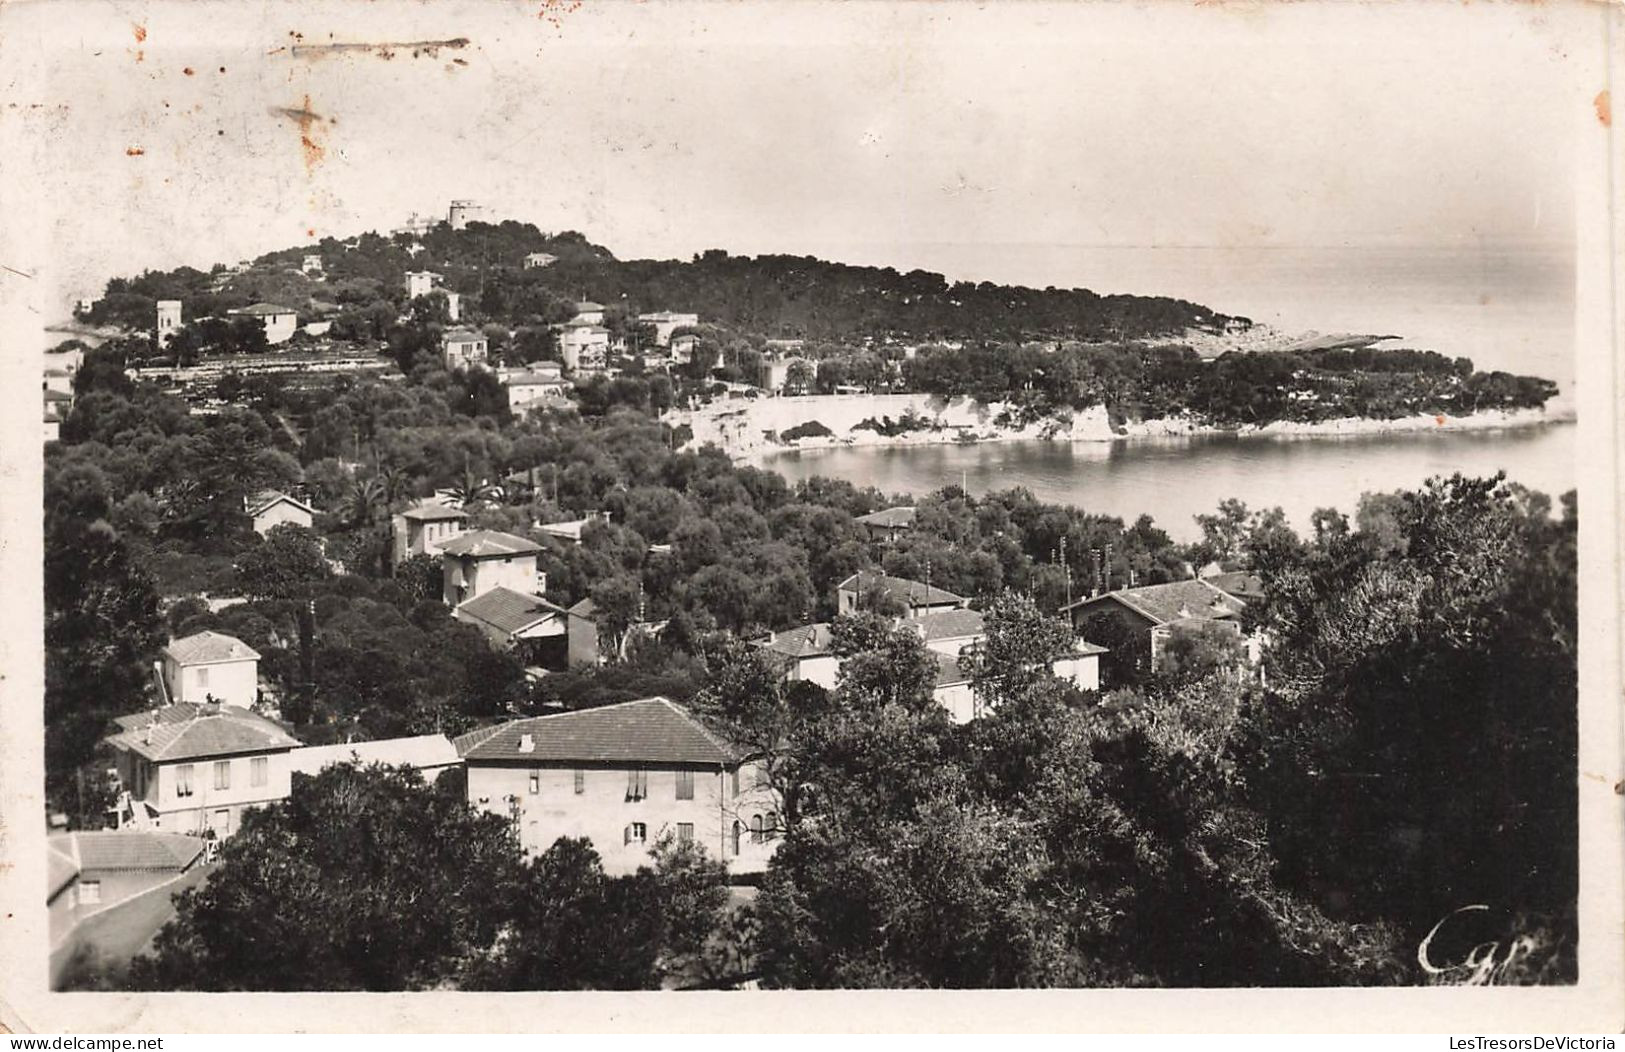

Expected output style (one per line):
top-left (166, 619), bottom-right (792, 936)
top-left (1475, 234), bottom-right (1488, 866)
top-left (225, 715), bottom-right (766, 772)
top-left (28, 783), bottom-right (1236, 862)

top-left (436, 528), bottom-right (546, 607)
top-left (104, 701), bottom-right (301, 838)
top-left (455, 697), bottom-right (780, 875)
top-left (391, 500), bottom-right (468, 567)
top-left (441, 328), bottom-right (489, 371)
top-left (160, 631), bottom-right (260, 710)
top-left (559, 321), bottom-right (611, 373)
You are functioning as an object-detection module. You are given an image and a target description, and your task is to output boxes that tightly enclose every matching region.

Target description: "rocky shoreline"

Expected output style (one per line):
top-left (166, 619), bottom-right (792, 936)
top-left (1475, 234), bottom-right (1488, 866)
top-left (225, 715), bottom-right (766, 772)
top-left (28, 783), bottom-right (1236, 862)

top-left (669, 393), bottom-right (1567, 459)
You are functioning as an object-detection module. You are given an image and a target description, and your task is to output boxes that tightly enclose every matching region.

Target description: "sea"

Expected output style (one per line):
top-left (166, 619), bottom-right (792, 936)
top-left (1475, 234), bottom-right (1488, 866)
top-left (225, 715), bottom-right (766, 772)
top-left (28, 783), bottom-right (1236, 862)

top-left (755, 242), bottom-right (1578, 541)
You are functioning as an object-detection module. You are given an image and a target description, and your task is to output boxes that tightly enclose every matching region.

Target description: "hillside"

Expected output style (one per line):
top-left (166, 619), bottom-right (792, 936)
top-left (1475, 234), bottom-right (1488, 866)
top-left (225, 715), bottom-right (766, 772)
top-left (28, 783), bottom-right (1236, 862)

top-left (81, 219), bottom-right (1236, 343)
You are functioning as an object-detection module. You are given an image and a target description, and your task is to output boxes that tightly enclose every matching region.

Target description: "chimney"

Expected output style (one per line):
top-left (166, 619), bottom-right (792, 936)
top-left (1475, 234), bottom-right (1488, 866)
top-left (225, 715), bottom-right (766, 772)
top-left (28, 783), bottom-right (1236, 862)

top-left (518, 733), bottom-right (535, 754)
top-left (766, 629), bottom-right (777, 644)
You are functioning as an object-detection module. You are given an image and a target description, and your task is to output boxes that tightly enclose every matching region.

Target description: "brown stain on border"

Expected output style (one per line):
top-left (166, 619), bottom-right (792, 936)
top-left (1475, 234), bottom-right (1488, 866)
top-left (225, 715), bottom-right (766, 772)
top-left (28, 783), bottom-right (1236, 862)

top-left (1595, 90), bottom-right (1611, 128)
top-left (271, 95), bottom-right (327, 172)
top-left (287, 37), bottom-right (470, 60)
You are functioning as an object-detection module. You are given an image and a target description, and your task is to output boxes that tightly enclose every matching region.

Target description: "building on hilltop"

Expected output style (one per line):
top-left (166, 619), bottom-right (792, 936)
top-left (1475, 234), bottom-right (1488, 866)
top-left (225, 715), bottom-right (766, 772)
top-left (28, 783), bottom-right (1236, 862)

top-left (455, 697), bottom-right (780, 875)
top-left (523, 252), bottom-right (558, 269)
top-left (448, 199), bottom-right (479, 230)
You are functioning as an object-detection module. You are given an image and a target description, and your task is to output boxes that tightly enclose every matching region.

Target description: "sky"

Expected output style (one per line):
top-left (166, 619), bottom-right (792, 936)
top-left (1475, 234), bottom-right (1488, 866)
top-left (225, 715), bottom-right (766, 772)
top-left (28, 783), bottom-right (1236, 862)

top-left (0, 0), bottom-right (1597, 310)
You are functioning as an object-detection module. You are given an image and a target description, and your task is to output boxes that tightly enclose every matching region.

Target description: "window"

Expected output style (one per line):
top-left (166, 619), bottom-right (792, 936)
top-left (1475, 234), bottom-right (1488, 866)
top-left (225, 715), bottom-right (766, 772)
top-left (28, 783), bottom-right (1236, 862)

top-left (677, 823), bottom-right (694, 843)
top-left (213, 760), bottom-right (231, 791)
top-left (196, 667), bottom-right (209, 689)
top-left (528, 770), bottom-right (540, 795)
top-left (675, 770), bottom-right (694, 800)
top-left (625, 768), bottom-right (647, 801)
top-left (731, 821), bottom-right (742, 856)
top-left (574, 769), bottom-right (584, 795)
top-left (78, 881), bottom-right (101, 905)
top-left (176, 765), bottom-right (194, 798)
top-left (765, 811), bottom-right (779, 841)
top-left (624, 822), bottom-right (647, 845)
top-left (250, 757), bottom-right (267, 787)
top-left (731, 768), bottom-right (740, 797)
top-left (751, 814), bottom-right (764, 845)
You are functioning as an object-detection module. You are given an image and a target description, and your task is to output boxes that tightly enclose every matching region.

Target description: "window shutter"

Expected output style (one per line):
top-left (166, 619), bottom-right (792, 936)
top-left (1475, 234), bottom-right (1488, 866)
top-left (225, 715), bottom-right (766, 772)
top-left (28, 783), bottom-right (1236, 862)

top-left (624, 824), bottom-right (632, 846)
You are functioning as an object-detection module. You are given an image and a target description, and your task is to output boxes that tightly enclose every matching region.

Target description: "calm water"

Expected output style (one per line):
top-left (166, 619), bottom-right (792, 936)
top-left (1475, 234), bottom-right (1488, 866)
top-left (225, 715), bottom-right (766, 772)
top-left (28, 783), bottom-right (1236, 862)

top-left (759, 424), bottom-right (1576, 542)
top-left (754, 242), bottom-right (1578, 538)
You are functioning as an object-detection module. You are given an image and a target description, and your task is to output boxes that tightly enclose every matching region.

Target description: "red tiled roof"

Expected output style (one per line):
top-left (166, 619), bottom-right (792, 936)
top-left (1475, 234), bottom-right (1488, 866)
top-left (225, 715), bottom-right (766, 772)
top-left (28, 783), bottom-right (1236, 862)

top-left (106, 704), bottom-right (300, 762)
top-left (455, 697), bottom-right (734, 766)
top-left (163, 630), bottom-right (259, 665)
top-left (455, 586), bottom-right (566, 635)
top-left (435, 529), bottom-right (541, 558)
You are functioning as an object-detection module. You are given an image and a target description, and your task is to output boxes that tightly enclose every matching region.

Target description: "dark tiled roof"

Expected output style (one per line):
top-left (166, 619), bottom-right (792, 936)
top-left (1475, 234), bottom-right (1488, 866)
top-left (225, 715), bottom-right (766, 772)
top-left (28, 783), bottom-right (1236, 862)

top-left (455, 586), bottom-right (566, 635)
top-left (914, 608), bottom-right (985, 642)
top-left (400, 500), bottom-right (468, 522)
top-left (436, 529), bottom-right (541, 558)
top-left (754, 623), bottom-right (834, 659)
top-left (163, 630), bottom-right (259, 665)
top-left (1062, 580), bottom-right (1244, 625)
top-left (63, 831), bottom-right (206, 873)
top-left (112, 700), bottom-right (286, 733)
top-left (838, 571), bottom-right (965, 608)
top-left (106, 704), bottom-right (300, 762)
top-left (443, 328), bottom-right (486, 344)
top-left (455, 697), bottom-right (734, 766)
top-left (856, 506), bottom-right (917, 529)
top-left (1204, 571), bottom-right (1266, 603)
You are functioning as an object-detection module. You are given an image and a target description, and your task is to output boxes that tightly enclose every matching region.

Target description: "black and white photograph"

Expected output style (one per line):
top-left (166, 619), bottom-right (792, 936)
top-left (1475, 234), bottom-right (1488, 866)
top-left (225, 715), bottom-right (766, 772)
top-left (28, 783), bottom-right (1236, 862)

top-left (0, 0), bottom-right (1620, 1033)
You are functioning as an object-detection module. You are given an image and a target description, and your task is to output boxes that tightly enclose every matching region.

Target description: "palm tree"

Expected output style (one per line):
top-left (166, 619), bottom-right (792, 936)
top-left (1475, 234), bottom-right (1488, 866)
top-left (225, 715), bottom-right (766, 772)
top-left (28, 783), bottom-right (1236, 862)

top-left (337, 475), bottom-right (387, 528)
